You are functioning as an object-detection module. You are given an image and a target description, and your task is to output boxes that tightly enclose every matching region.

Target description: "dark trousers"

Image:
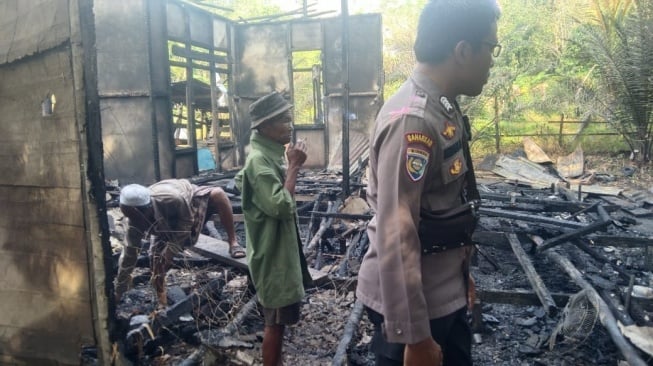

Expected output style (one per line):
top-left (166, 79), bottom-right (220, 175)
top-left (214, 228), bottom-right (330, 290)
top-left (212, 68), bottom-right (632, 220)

top-left (366, 306), bottom-right (472, 366)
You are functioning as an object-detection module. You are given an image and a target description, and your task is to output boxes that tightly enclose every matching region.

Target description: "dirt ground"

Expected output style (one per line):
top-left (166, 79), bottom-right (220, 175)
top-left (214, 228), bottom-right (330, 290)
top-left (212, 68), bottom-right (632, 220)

top-left (112, 153), bottom-right (653, 366)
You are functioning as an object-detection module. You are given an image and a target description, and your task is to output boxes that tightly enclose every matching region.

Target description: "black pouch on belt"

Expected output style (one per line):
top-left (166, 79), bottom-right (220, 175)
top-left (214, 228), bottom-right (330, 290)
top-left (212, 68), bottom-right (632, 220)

top-left (418, 201), bottom-right (479, 255)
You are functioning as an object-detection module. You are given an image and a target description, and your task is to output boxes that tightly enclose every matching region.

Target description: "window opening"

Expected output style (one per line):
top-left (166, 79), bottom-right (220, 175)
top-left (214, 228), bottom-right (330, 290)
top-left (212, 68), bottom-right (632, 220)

top-left (292, 50), bottom-right (323, 125)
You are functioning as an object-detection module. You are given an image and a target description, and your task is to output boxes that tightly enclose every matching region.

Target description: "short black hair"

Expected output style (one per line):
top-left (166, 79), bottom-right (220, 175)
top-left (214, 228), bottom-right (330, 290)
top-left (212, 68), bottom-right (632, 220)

top-left (414, 0), bottom-right (501, 64)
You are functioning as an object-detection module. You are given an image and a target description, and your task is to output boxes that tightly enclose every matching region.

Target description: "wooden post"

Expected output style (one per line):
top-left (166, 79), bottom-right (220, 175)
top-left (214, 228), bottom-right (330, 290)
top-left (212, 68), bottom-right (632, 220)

top-left (558, 113), bottom-right (564, 147)
top-left (494, 94), bottom-right (500, 154)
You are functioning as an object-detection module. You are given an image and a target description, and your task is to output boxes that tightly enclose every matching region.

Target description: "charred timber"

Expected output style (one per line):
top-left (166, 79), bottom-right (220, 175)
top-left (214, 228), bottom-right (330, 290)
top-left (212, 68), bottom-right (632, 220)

top-left (479, 207), bottom-right (587, 229)
top-left (180, 295), bottom-right (259, 366)
top-left (480, 192), bottom-right (596, 212)
top-left (598, 289), bottom-right (635, 326)
top-left (536, 219), bottom-right (611, 253)
top-left (507, 233), bottom-right (558, 315)
top-left (572, 239), bottom-right (633, 279)
top-left (332, 299), bottom-right (365, 365)
top-left (308, 211), bottom-right (372, 221)
top-left (587, 235), bottom-right (653, 248)
top-left (478, 289), bottom-right (570, 307)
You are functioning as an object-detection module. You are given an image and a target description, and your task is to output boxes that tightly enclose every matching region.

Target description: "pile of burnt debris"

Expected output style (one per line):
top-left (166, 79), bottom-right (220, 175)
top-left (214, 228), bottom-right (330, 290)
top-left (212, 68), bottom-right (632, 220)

top-left (103, 151), bottom-right (653, 366)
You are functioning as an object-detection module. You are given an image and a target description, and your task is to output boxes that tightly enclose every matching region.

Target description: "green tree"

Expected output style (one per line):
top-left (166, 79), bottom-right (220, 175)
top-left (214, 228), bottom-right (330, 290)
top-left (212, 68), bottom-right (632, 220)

top-left (376, 0), bottom-right (426, 96)
top-left (572, 0), bottom-right (653, 160)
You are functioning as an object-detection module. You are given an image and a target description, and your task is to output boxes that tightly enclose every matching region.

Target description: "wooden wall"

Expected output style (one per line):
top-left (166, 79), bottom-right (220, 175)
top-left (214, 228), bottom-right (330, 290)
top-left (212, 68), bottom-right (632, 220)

top-left (0, 0), bottom-right (110, 364)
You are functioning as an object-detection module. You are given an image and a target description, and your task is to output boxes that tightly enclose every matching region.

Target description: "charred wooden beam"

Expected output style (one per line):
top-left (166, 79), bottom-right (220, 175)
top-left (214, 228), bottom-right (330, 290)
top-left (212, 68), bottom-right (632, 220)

top-left (480, 207), bottom-right (586, 229)
top-left (124, 277), bottom-right (226, 357)
top-left (507, 234), bottom-right (558, 315)
top-left (171, 45), bottom-right (230, 64)
top-left (480, 192), bottom-right (595, 212)
top-left (473, 231), bottom-right (510, 249)
top-left (474, 244), bottom-right (502, 271)
top-left (569, 201), bottom-right (600, 219)
top-left (332, 299), bottom-right (365, 366)
top-left (308, 211), bottom-right (372, 221)
top-left (481, 198), bottom-right (547, 212)
top-left (180, 295), bottom-right (259, 366)
top-left (159, 277), bottom-right (226, 324)
top-left (477, 289), bottom-right (570, 307)
top-left (337, 231), bottom-right (362, 277)
top-left (556, 184), bottom-right (580, 202)
top-left (596, 204), bottom-right (612, 222)
top-left (305, 200), bottom-right (341, 251)
top-left (305, 192), bottom-right (324, 244)
top-left (572, 239), bottom-right (633, 279)
top-left (197, 294), bottom-right (259, 346)
top-left (598, 289), bottom-right (635, 326)
top-left (586, 235), bottom-right (653, 248)
top-left (624, 275), bottom-right (636, 315)
top-left (536, 219), bottom-right (610, 253)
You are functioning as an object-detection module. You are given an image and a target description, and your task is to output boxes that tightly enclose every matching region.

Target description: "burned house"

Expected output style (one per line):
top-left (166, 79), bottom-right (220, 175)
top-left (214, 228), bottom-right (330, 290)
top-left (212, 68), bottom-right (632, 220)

top-left (100, 0), bottom-right (382, 184)
top-left (0, 0), bottom-right (381, 364)
top-left (5, 0), bottom-right (651, 365)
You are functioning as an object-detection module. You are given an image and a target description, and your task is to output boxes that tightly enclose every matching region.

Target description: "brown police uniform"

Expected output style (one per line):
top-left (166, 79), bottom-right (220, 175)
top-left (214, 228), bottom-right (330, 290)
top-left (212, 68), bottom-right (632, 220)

top-left (356, 69), bottom-right (473, 350)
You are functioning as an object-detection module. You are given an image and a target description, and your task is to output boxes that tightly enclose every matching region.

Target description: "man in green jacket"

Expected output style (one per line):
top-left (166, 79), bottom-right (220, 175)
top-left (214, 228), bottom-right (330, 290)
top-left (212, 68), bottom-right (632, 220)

top-left (235, 91), bottom-right (312, 366)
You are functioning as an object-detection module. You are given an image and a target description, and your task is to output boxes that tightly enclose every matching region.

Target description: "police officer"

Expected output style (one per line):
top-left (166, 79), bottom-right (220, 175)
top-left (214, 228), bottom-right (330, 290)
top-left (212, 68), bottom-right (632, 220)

top-left (356, 1), bottom-right (501, 365)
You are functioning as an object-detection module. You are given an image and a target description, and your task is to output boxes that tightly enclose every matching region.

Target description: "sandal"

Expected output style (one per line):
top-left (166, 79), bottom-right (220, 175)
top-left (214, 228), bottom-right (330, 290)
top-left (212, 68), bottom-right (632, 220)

top-left (229, 244), bottom-right (246, 259)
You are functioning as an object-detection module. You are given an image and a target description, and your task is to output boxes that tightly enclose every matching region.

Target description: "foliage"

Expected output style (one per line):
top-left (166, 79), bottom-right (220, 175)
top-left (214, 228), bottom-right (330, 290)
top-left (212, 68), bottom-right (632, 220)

top-left (292, 50), bottom-right (322, 125)
top-left (571, 0), bottom-right (653, 160)
top-left (188, 0), bottom-right (283, 22)
top-left (376, 0), bottom-right (426, 96)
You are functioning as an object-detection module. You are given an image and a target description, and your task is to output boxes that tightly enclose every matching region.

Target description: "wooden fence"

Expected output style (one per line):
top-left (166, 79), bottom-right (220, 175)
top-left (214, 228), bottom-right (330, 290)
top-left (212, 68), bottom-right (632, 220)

top-left (482, 115), bottom-right (619, 154)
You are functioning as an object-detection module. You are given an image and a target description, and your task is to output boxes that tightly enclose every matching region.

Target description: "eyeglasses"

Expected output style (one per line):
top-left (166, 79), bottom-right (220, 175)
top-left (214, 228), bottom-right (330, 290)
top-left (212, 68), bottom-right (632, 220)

top-left (482, 41), bottom-right (502, 58)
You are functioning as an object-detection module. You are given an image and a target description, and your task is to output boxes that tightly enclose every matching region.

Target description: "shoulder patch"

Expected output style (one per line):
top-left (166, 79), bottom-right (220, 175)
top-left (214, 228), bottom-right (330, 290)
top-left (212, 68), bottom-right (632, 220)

top-left (441, 121), bottom-right (456, 140)
top-left (404, 131), bottom-right (433, 182)
top-left (406, 147), bottom-right (430, 182)
top-left (405, 131), bottom-right (434, 148)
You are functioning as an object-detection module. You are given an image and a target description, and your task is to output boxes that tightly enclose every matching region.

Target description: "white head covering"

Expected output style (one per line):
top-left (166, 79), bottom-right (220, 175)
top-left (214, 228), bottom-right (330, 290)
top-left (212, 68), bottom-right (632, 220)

top-left (119, 184), bottom-right (151, 207)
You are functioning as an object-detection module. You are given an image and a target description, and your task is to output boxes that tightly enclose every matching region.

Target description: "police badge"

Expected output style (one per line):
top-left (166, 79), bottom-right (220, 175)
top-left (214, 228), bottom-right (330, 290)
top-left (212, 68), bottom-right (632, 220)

top-left (406, 147), bottom-right (430, 181)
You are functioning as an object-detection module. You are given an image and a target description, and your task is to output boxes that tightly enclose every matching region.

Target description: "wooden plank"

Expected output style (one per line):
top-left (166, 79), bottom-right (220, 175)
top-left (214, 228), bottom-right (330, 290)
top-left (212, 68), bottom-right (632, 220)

top-left (295, 193), bottom-right (318, 202)
top-left (569, 184), bottom-right (623, 197)
top-left (191, 235), bottom-right (329, 285)
top-left (171, 44), bottom-right (229, 64)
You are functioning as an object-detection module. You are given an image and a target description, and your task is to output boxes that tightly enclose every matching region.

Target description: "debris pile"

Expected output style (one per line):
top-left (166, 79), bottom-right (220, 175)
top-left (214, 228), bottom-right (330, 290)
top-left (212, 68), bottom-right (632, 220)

top-left (105, 149), bottom-right (653, 365)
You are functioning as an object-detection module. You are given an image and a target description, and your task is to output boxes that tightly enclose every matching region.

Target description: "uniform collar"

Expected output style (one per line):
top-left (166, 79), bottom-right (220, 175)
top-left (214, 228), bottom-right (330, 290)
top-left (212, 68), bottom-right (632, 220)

top-left (410, 69), bottom-right (457, 118)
